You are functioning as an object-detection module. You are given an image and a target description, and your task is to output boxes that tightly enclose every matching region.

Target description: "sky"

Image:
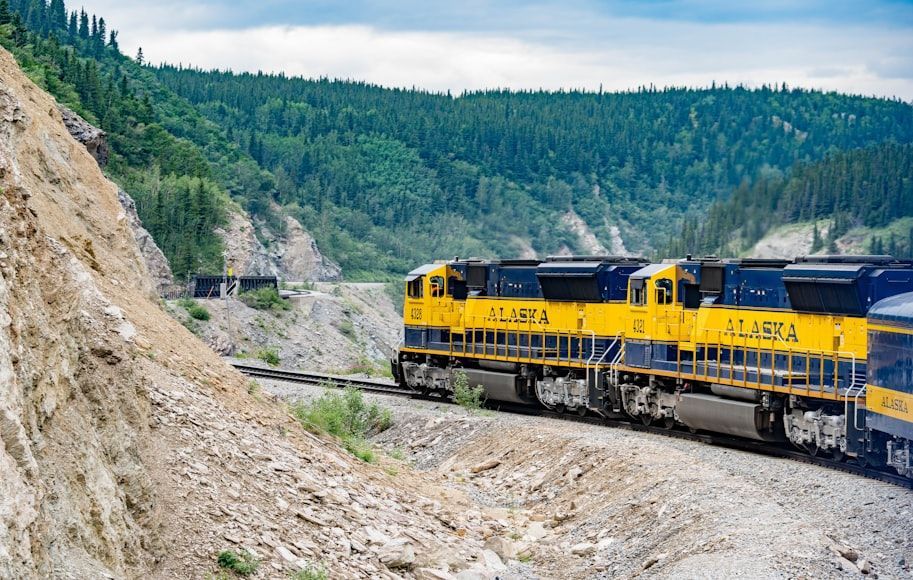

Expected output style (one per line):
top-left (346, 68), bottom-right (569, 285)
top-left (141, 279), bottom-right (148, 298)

top-left (78, 0), bottom-right (913, 100)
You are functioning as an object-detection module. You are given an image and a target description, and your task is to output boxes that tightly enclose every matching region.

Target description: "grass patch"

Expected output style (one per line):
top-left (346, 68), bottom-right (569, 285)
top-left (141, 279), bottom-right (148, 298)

top-left (247, 381), bottom-right (260, 396)
top-left (337, 319), bottom-right (356, 340)
top-left (453, 370), bottom-right (486, 412)
top-left (389, 447), bottom-right (406, 461)
top-left (292, 387), bottom-right (392, 462)
top-left (257, 348), bottom-right (280, 367)
top-left (216, 549), bottom-right (259, 576)
top-left (178, 298), bottom-right (211, 321)
top-left (240, 287), bottom-right (290, 311)
top-left (290, 564), bottom-right (328, 580)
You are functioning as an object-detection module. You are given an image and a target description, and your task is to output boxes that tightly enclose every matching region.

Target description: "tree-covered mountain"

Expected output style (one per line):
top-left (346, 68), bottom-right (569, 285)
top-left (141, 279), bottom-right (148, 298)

top-left (4, 0), bottom-right (913, 281)
top-left (155, 67), bottom-right (913, 270)
top-left (664, 142), bottom-right (913, 258)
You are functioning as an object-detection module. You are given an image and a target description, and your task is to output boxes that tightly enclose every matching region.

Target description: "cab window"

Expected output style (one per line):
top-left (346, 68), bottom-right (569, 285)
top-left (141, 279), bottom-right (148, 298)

top-left (655, 278), bottom-right (673, 305)
top-left (407, 276), bottom-right (424, 298)
top-left (430, 276), bottom-right (445, 298)
top-left (631, 279), bottom-right (646, 306)
top-left (448, 276), bottom-right (468, 299)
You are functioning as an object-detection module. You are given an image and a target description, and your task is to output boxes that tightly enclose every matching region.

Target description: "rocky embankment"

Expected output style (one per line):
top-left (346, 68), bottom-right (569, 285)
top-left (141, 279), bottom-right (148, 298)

top-left (0, 43), bottom-right (502, 579)
top-left (171, 282), bottom-right (400, 373)
top-left (263, 379), bottom-right (913, 580)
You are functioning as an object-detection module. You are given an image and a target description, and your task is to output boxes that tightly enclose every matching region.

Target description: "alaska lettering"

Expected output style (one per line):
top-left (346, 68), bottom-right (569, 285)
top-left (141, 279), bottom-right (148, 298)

top-left (487, 306), bottom-right (550, 325)
top-left (724, 318), bottom-right (799, 343)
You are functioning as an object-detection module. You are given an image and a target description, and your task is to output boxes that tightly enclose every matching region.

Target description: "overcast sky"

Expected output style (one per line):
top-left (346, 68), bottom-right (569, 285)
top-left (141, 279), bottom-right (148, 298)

top-left (78, 0), bottom-right (913, 100)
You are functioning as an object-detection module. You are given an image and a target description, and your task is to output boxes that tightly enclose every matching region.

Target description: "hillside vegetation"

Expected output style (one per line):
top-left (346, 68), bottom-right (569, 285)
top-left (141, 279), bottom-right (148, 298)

top-left (157, 67), bottom-right (913, 270)
top-left (4, 0), bottom-right (913, 281)
top-left (665, 143), bottom-right (913, 258)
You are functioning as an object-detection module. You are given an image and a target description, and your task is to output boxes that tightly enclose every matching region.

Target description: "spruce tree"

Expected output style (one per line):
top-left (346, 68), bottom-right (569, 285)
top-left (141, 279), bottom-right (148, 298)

top-left (78, 9), bottom-right (88, 39)
top-left (135, 46), bottom-right (144, 65)
top-left (0, 0), bottom-right (11, 26)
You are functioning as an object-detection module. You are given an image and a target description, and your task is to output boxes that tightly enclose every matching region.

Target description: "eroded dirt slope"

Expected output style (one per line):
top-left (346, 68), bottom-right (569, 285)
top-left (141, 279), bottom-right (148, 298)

top-left (0, 45), bottom-right (496, 579)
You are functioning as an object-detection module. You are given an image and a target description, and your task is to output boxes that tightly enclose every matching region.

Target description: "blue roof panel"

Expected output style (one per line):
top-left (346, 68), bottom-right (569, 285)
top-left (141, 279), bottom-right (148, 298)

top-left (868, 292), bottom-right (913, 327)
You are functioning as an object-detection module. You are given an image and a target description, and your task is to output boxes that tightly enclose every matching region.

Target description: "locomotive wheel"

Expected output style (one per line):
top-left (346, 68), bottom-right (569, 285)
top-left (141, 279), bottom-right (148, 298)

top-left (662, 418), bottom-right (676, 430)
top-left (554, 404), bottom-right (566, 415)
top-left (804, 443), bottom-right (820, 457)
top-left (577, 406), bottom-right (588, 417)
top-left (640, 414), bottom-right (653, 427)
top-left (832, 448), bottom-right (846, 462)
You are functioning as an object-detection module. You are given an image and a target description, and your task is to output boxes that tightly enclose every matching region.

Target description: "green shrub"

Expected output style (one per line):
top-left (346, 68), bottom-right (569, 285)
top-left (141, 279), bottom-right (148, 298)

top-left (178, 298), bottom-right (211, 321)
top-left (187, 304), bottom-right (211, 320)
top-left (240, 287), bottom-right (290, 311)
top-left (216, 549), bottom-right (259, 576)
top-left (337, 319), bottom-right (356, 340)
top-left (291, 564), bottom-right (328, 580)
top-left (292, 387), bottom-right (392, 462)
top-left (453, 371), bottom-right (486, 412)
top-left (257, 348), bottom-right (280, 367)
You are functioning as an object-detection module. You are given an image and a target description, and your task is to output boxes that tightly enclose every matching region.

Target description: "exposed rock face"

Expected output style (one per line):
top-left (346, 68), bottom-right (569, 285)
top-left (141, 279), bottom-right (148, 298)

top-left (562, 210), bottom-right (608, 255)
top-left (1, 52), bottom-right (159, 577)
top-left (117, 188), bottom-right (175, 290)
top-left (215, 209), bottom-right (279, 277)
top-left (57, 105), bottom-right (108, 168)
top-left (1, 44), bottom-right (498, 579)
top-left (279, 215), bottom-right (342, 282)
top-left (57, 104), bottom-right (173, 291)
top-left (216, 209), bottom-right (341, 282)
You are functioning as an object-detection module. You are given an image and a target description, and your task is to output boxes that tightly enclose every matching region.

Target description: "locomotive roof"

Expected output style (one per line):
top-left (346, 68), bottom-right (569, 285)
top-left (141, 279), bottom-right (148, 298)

top-left (405, 263), bottom-right (439, 281)
top-left (630, 263), bottom-right (674, 279)
top-left (869, 292), bottom-right (913, 327)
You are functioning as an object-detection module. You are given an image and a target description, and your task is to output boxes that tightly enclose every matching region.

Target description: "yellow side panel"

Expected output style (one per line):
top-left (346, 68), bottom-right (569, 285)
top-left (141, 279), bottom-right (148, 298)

top-left (693, 307), bottom-right (867, 360)
top-left (461, 299), bottom-right (629, 336)
top-left (867, 385), bottom-right (913, 422)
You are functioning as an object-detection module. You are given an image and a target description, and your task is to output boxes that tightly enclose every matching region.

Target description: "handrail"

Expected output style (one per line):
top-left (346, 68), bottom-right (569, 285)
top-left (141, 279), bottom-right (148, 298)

top-left (690, 327), bottom-right (857, 400)
top-left (460, 312), bottom-right (600, 368)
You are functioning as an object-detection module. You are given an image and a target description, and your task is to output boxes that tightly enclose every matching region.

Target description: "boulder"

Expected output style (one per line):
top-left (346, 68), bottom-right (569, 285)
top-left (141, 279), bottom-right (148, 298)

top-left (570, 542), bottom-right (596, 556)
top-left (470, 459), bottom-right (501, 474)
top-left (478, 549), bottom-right (506, 572)
top-left (416, 568), bottom-right (457, 580)
top-left (379, 538), bottom-right (416, 570)
top-left (58, 105), bottom-right (109, 168)
top-left (483, 536), bottom-right (518, 560)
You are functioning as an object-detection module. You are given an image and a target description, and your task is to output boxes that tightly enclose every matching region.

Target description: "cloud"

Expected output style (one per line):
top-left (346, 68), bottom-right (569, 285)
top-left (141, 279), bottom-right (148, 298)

top-left (78, 0), bottom-right (913, 100)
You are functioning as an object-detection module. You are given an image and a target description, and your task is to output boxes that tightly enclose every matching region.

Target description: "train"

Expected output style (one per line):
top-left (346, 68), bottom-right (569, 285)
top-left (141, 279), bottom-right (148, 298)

top-left (391, 254), bottom-right (913, 478)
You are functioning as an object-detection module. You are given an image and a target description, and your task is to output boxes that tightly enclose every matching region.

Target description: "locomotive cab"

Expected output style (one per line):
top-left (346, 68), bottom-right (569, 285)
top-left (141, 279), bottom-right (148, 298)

top-left (624, 263), bottom-right (690, 368)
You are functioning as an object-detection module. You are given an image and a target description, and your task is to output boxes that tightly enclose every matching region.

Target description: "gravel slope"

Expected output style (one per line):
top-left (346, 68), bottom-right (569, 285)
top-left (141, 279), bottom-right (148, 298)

top-left (263, 378), bottom-right (913, 579)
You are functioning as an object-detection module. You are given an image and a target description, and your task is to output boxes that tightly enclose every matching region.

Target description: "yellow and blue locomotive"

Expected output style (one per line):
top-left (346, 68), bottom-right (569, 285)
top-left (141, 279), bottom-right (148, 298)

top-left (393, 254), bottom-right (913, 474)
top-left (866, 293), bottom-right (913, 476)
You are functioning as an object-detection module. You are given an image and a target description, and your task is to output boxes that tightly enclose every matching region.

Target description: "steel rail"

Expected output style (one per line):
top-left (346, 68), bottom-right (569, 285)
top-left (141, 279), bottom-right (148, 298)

top-left (232, 362), bottom-right (913, 489)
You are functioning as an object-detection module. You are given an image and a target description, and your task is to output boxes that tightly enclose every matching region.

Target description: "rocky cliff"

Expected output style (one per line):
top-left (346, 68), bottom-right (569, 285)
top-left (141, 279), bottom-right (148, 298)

top-left (0, 45), bottom-right (491, 580)
top-left (57, 105), bottom-right (174, 291)
top-left (217, 208), bottom-right (341, 282)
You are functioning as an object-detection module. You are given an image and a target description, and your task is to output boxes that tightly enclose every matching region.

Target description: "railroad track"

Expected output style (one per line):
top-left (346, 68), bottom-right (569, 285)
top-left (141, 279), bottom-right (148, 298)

top-left (233, 362), bottom-right (913, 489)
top-left (231, 363), bottom-right (415, 397)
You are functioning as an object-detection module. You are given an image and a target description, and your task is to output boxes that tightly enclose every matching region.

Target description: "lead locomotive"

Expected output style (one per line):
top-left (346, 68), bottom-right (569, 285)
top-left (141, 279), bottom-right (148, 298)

top-left (393, 255), bottom-right (913, 478)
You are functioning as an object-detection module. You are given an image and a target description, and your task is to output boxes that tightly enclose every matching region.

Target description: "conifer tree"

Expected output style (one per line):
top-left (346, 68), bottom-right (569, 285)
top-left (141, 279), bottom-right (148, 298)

top-left (0, 0), bottom-right (11, 26)
top-left (135, 46), bottom-right (144, 64)
top-left (77, 9), bottom-right (88, 39)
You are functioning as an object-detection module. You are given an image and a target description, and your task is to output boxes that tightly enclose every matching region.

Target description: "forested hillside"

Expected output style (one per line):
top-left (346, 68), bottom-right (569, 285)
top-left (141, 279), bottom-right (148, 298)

top-left (0, 0), bottom-right (279, 279)
top-left (5, 0), bottom-right (913, 281)
top-left (156, 67), bottom-right (913, 270)
top-left (664, 143), bottom-right (913, 258)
